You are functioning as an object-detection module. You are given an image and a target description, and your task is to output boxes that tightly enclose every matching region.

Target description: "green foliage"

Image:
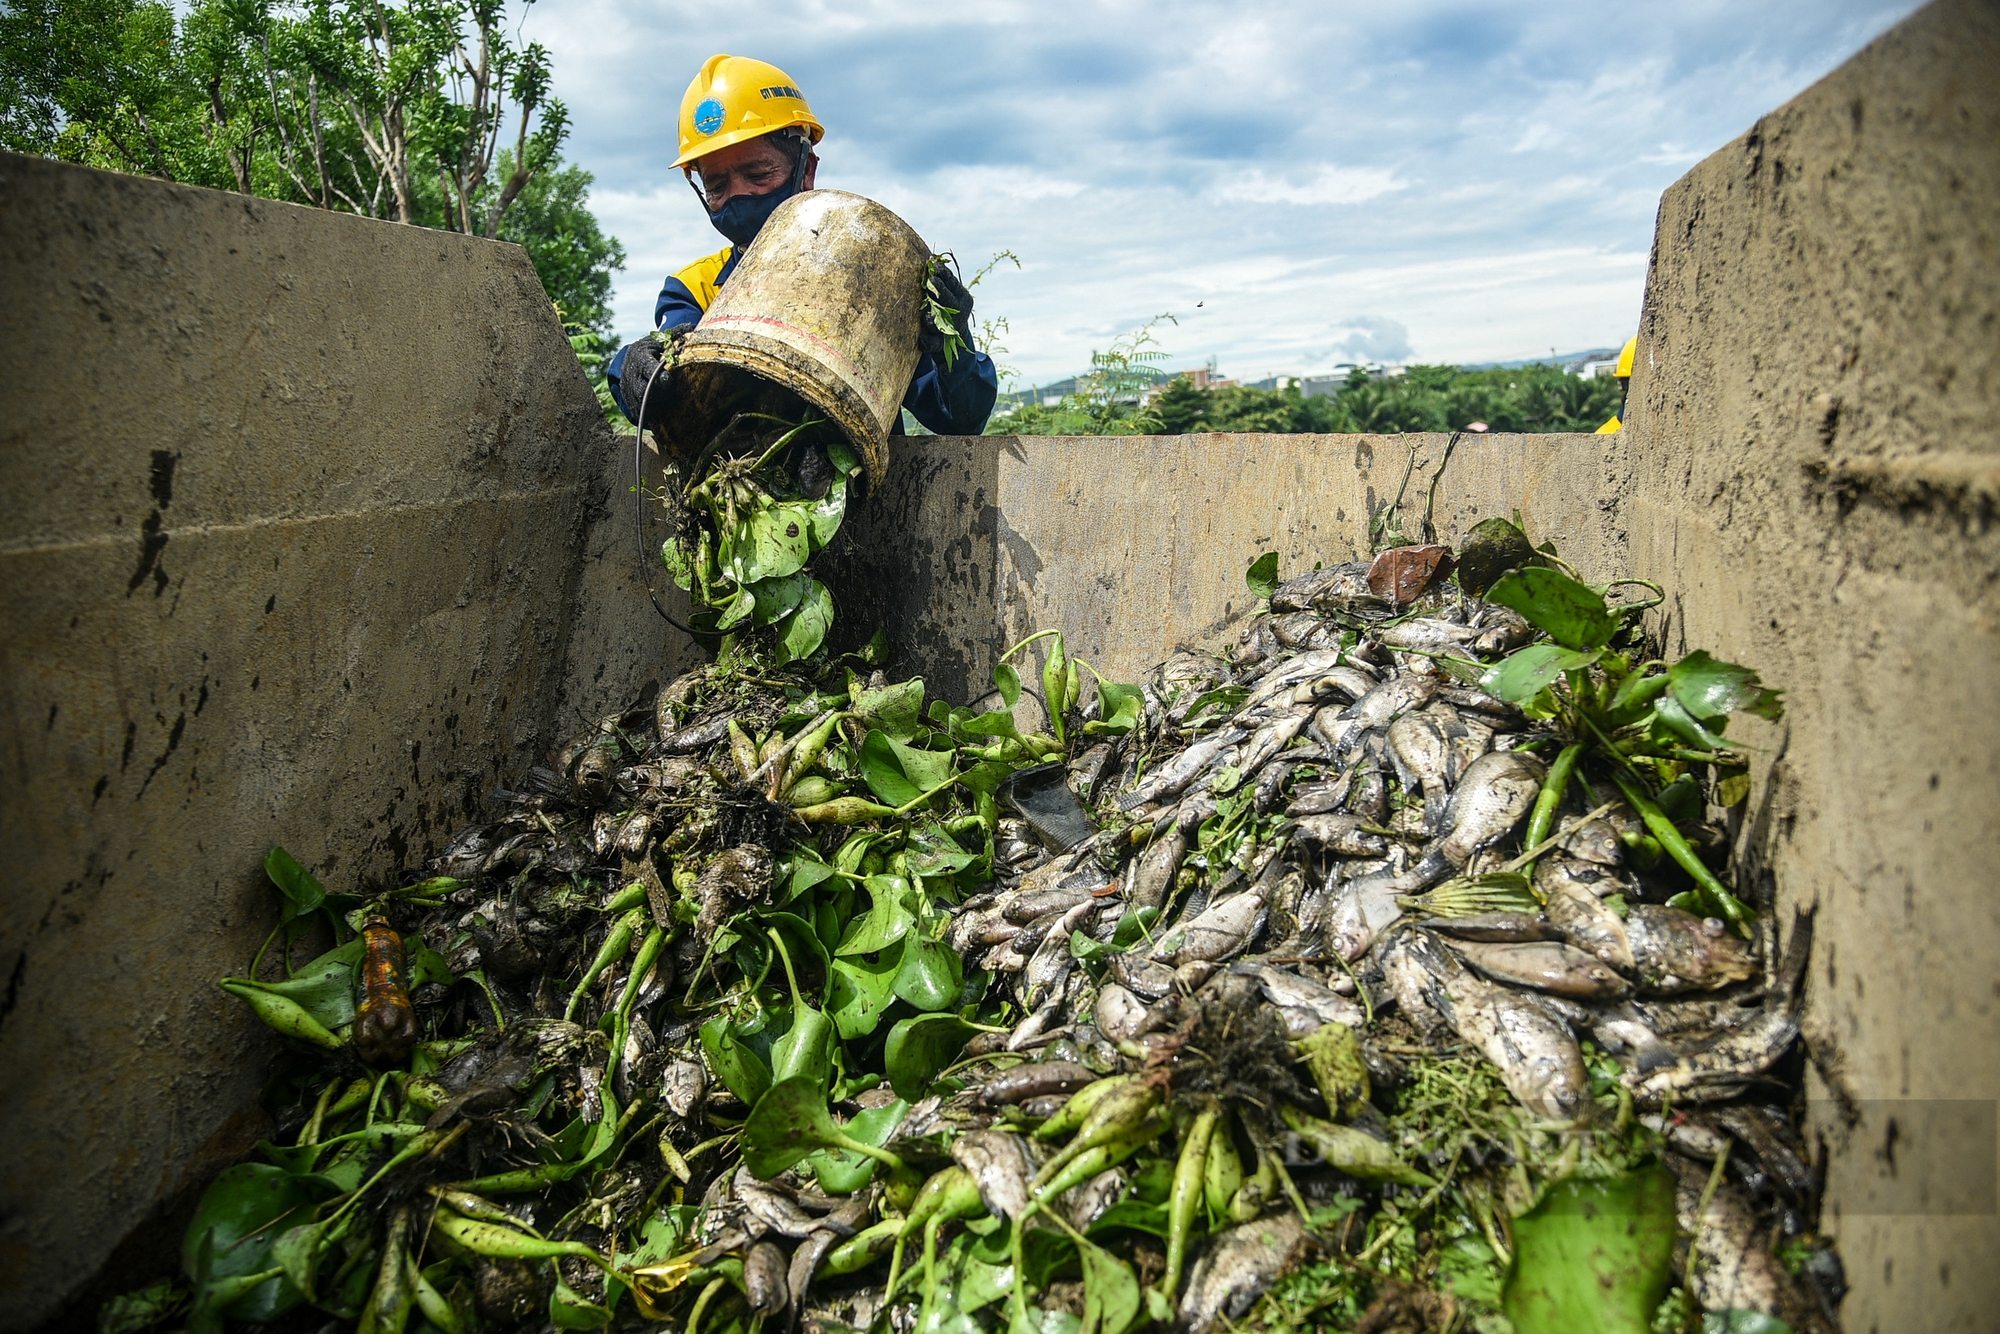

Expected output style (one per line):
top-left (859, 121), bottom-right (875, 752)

top-left (1, 0), bottom-right (620, 353)
top-left (999, 360), bottom-right (1624, 437)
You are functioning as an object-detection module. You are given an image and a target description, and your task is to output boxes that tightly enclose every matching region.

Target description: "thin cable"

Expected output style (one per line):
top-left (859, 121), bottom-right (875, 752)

top-left (632, 353), bottom-right (698, 634)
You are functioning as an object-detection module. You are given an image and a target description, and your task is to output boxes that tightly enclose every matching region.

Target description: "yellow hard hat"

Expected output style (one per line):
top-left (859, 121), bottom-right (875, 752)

top-left (1614, 336), bottom-right (1637, 379)
top-left (673, 54), bottom-right (825, 170)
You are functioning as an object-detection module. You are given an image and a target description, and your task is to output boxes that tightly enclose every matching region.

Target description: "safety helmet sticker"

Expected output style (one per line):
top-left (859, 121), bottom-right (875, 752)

top-left (694, 98), bottom-right (725, 135)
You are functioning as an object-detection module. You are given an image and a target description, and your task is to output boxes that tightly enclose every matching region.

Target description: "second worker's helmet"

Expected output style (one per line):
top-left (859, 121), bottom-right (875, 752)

top-left (673, 54), bottom-right (825, 170)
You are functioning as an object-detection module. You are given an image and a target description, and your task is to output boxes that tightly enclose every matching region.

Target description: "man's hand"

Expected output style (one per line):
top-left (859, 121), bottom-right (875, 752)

top-left (619, 332), bottom-right (679, 428)
top-left (919, 260), bottom-right (975, 367)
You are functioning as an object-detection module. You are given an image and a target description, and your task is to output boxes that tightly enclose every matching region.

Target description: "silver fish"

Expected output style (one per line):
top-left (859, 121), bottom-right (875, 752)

top-left (950, 1128), bottom-right (1036, 1220)
top-left (1179, 1213), bottom-right (1314, 1334)
top-left (1339, 672), bottom-right (1438, 735)
top-left (1672, 1159), bottom-right (1812, 1324)
top-left (1377, 928), bottom-right (1461, 1037)
top-left (1108, 952), bottom-right (1179, 1002)
top-left (1625, 905), bottom-right (1757, 994)
top-left (1627, 913), bottom-right (1808, 1104)
top-left (1068, 1167), bottom-right (1127, 1231)
top-left (1436, 749), bottom-right (1545, 867)
top-left (1443, 968), bottom-right (1593, 1123)
top-left (1233, 962), bottom-right (1365, 1028)
top-left (744, 1240), bottom-right (789, 1316)
top-left (1224, 707), bottom-right (1313, 780)
top-left (1118, 727), bottom-right (1247, 809)
top-left (1153, 892), bottom-right (1266, 964)
top-left (1237, 648), bottom-right (1350, 712)
top-left (1289, 813), bottom-right (1389, 857)
top-left (1387, 712), bottom-right (1452, 830)
top-left (1586, 1003), bottom-right (1675, 1073)
top-left (1327, 855), bottom-right (1408, 960)
top-left (1378, 617), bottom-right (1480, 653)
top-left (1421, 912), bottom-right (1560, 943)
top-left (1023, 900), bottom-right (1096, 1006)
top-left (1003, 887), bottom-right (1098, 923)
top-left (1559, 816), bottom-right (1625, 866)
top-left (1093, 983), bottom-right (1151, 1043)
top-left (1293, 664), bottom-right (1380, 706)
top-left (1126, 825), bottom-right (1191, 912)
top-left (735, 1167), bottom-right (822, 1238)
top-left (1445, 938), bottom-right (1633, 1000)
top-left (1284, 773), bottom-right (1351, 816)
top-left (1346, 756), bottom-right (1389, 823)
top-left (661, 1058), bottom-right (707, 1119)
top-left (1533, 853), bottom-right (1631, 901)
top-left (1543, 878), bottom-right (1636, 971)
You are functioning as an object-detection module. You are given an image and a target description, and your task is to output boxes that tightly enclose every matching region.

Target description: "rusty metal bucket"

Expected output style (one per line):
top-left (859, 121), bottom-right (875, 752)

top-left (667, 189), bottom-right (928, 484)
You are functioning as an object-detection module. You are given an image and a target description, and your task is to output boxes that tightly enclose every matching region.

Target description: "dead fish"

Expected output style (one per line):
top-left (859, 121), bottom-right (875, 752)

top-left (1387, 712), bottom-right (1452, 830)
top-left (1118, 727), bottom-right (1247, 809)
top-left (652, 669), bottom-right (704, 739)
top-left (947, 907), bottom-right (1012, 955)
top-left (1225, 707), bottom-right (1313, 780)
top-left (1327, 856), bottom-right (1408, 960)
top-left (1068, 1167), bottom-right (1127, 1231)
top-left (1435, 683), bottom-right (1524, 722)
top-left (1092, 983), bottom-right (1150, 1043)
top-left (1628, 912), bottom-right (1808, 1104)
top-left (1559, 815), bottom-right (1625, 866)
top-left (1543, 879), bottom-right (1635, 971)
top-left (1712, 1106), bottom-right (1816, 1197)
top-left (1625, 905), bottom-right (1757, 993)
top-left (1107, 952), bottom-right (1178, 1002)
top-left (1377, 929), bottom-right (1462, 1038)
top-left (743, 1240), bottom-right (789, 1316)
top-left (1153, 892), bottom-right (1266, 964)
top-left (1288, 813), bottom-right (1389, 857)
top-left (1671, 1158), bottom-right (1814, 1326)
top-left (1003, 887), bottom-right (1097, 923)
top-left (1346, 756), bottom-right (1390, 823)
top-left (1443, 968), bottom-right (1593, 1123)
top-left (1339, 673), bottom-right (1438, 736)
top-left (787, 1195), bottom-right (870, 1320)
top-left (950, 1128), bottom-right (1036, 1219)
top-left (735, 1168), bottom-right (822, 1239)
top-left (1270, 563), bottom-right (1381, 614)
top-left (1294, 665), bottom-right (1380, 705)
top-left (1442, 749), bottom-right (1545, 860)
top-left (1179, 1213), bottom-right (1314, 1334)
top-left (661, 1058), bottom-right (707, 1119)
top-left (1445, 938), bottom-right (1633, 1000)
top-left (1233, 962), bottom-right (1365, 1028)
top-left (658, 711), bottom-right (735, 755)
top-left (1308, 702), bottom-right (1364, 754)
top-left (613, 809), bottom-right (654, 856)
top-left (1583, 1003), bottom-right (1675, 1074)
top-left (1420, 911), bottom-right (1560, 943)
top-left (1269, 611), bottom-right (1331, 648)
top-left (1378, 617), bottom-right (1480, 653)
top-left (1284, 773), bottom-right (1351, 816)
top-left (1533, 853), bottom-right (1631, 901)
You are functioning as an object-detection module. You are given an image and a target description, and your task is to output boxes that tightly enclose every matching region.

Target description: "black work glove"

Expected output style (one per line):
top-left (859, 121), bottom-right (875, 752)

top-left (919, 259), bottom-right (975, 367)
top-left (618, 331), bottom-right (679, 429)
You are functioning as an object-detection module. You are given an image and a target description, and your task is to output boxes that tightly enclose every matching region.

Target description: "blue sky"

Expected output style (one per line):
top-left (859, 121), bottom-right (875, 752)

top-left (524, 0), bottom-right (1922, 388)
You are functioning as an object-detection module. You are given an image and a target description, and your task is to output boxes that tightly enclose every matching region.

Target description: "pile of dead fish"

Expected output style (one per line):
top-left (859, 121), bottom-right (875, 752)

top-left (137, 530), bottom-right (1847, 1334)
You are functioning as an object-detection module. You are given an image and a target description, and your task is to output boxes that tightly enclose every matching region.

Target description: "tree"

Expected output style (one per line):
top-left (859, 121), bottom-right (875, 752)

top-left (1147, 375), bottom-right (1207, 433)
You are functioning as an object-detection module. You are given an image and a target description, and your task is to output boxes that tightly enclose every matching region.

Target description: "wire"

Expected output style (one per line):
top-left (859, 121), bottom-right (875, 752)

top-left (632, 351), bottom-right (699, 635)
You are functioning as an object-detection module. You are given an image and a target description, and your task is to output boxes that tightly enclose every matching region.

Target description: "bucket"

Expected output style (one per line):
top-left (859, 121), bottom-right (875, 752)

top-left (667, 190), bottom-right (929, 484)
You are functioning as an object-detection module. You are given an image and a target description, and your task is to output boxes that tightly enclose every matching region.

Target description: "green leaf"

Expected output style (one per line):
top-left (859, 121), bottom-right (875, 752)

top-left (853, 678), bottom-right (927, 740)
top-left (1456, 516), bottom-right (1537, 596)
top-left (829, 942), bottom-right (905, 1039)
top-left (264, 848), bottom-right (326, 922)
top-left (836, 875), bottom-right (916, 956)
top-left (892, 935), bottom-right (965, 1013)
top-left (807, 469), bottom-right (851, 548)
top-left (908, 823), bottom-right (980, 876)
top-left (860, 732), bottom-right (955, 807)
top-left (727, 501), bottom-right (815, 584)
top-left (1501, 1165), bottom-right (1678, 1334)
top-left (550, 1276), bottom-right (613, 1329)
top-left (776, 578), bottom-right (835, 662)
top-left (741, 1075), bottom-right (850, 1179)
top-left (252, 939), bottom-right (364, 1029)
top-left (1245, 552), bottom-right (1280, 599)
top-left (1082, 680), bottom-right (1142, 737)
top-left (1075, 1233), bottom-right (1144, 1334)
top-left (787, 854), bottom-right (838, 902)
top-left (1668, 650), bottom-right (1784, 722)
top-left (713, 582), bottom-right (756, 631)
top-left (182, 1165), bottom-right (325, 1322)
top-left (1479, 644), bottom-right (1603, 703)
top-left (699, 1013), bottom-right (773, 1107)
top-left (1653, 694), bottom-right (1730, 751)
top-left (1702, 1314), bottom-right (1794, 1334)
top-left (884, 1013), bottom-right (979, 1100)
top-left (1084, 1200), bottom-right (1170, 1239)
top-left (994, 662), bottom-right (1022, 709)
top-left (806, 1098), bottom-right (910, 1193)
top-left (1486, 567), bottom-right (1618, 650)
top-left (1042, 634), bottom-right (1069, 734)
top-left (746, 571), bottom-right (812, 625)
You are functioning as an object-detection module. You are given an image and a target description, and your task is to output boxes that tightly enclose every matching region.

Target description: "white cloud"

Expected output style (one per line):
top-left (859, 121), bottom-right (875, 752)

top-left (523, 0), bottom-right (1926, 384)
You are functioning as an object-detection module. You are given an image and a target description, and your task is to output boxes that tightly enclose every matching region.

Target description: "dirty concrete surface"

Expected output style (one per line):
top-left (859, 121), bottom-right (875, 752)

top-left (0, 153), bottom-right (694, 1328)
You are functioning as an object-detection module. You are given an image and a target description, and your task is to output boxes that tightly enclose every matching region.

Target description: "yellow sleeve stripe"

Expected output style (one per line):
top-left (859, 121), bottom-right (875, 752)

top-left (672, 245), bottom-right (735, 312)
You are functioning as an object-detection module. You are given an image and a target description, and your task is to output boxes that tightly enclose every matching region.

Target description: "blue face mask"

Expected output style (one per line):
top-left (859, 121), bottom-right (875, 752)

top-left (707, 184), bottom-right (798, 247)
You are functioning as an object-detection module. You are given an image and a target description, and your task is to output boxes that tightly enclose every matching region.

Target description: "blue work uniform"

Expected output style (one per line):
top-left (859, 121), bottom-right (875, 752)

top-left (605, 244), bottom-right (998, 436)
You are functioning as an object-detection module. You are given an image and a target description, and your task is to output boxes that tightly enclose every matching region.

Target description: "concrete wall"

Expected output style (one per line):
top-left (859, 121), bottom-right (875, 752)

top-left (0, 153), bottom-right (689, 1328)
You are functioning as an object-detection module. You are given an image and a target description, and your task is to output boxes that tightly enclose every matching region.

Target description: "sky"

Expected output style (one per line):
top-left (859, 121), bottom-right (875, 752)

top-left (522, 0), bottom-right (1924, 388)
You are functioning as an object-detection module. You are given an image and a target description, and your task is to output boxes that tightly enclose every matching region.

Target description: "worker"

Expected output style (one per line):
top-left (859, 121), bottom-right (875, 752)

top-left (1595, 336), bottom-right (1638, 433)
top-left (607, 55), bottom-right (997, 436)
